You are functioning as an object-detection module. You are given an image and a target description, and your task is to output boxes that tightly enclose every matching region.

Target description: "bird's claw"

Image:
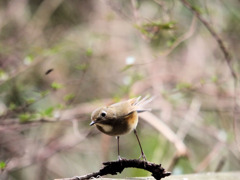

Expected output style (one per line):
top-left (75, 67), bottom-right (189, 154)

top-left (118, 155), bottom-right (122, 161)
top-left (138, 153), bottom-right (147, 161)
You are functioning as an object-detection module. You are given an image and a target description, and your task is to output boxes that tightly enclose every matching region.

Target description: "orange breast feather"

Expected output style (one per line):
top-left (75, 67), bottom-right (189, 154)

top-left (127, 111), bottom-right (138, 129)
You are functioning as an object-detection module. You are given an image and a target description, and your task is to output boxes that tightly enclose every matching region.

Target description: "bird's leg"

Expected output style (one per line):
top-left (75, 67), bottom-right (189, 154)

top-left (134, 129), bottom-right (147, 161)
top-left (116, 136), bottom-right (122, 160)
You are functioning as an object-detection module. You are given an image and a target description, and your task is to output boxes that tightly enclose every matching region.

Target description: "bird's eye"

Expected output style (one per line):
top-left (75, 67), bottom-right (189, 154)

top-left (101, 111), bottom-right (107, 117)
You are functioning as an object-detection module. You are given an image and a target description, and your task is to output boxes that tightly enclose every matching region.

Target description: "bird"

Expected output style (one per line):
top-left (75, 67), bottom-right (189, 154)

top-left (90, 95), bottom-right (154, 161)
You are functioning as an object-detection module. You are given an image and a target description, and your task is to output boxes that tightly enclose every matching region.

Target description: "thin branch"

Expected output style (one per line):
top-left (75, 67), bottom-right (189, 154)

top-left (140, 112), bottom-right (188, 157)
top-left (179, 0), bottom-right (240, 153)
top-left (55, 159), bottom-right (171, 180)
top-left (131, 0), bottom-right (140, 24)
top-left (177, 98), bottom-right (201, 140)
top-left (5, 130), bottom-right (90, 172)
top-left (179, 0), bottom-right (237, 80)
top-left (195, 142), bottom-right (223, 172)
top-left (160, 15), bottom-right (197, 57)
top-left (25, 0), bottom-right (64, 41)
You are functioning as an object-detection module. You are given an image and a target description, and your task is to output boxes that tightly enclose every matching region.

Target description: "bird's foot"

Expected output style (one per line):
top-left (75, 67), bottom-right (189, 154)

top-left (138, 153), bottom-right (147, 161)
top-left (118, 155), bottom-right (122, 161)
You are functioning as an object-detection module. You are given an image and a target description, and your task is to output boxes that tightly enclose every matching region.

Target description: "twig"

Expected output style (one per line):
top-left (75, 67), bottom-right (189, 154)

top-left (131, 0), bottom-right (140, 24)
top-left (140, 112), bottom-right (188, 157)
top-left (195, 142), bottom-right (223, 172)
top-left (55, 159), bottom-right (171, 180)
top-left (177, 98), bottom-right (201, 140)
top-left (215, 156), bottom-right (226, 172)
top-left (179, 0), bottom-right (240, 153)
top-left (25, 0), bottom-right (64, 41)
top-left (160, 15), bottom-right (197, 57)
top-left (167, 153), bottom-right (187, 171)
top-left (179, 0), bottom-right (237, 80)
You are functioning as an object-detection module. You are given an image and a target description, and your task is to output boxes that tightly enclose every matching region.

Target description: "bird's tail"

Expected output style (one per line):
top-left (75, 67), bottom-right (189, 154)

top-left (133, 95), bottom-right (155, 113)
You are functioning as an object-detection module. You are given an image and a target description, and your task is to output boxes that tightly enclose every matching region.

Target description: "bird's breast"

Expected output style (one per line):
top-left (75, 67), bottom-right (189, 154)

top-left (96, 111), bottom-right (138, 136)
top-left (127, 111), bottom-right (138, 129)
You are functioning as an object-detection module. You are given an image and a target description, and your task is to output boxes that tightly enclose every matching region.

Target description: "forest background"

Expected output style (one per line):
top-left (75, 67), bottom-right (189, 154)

top-left (0, 0), bottom-right (240, 179)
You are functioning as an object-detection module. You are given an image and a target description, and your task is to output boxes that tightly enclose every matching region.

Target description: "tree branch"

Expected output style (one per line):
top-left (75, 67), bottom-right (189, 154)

top-left (179, 0), bottom-right (240, 153)
top-left (179, 0), bottom-right (237, 80)
top-left (55, 159), bottom-right (171, 180)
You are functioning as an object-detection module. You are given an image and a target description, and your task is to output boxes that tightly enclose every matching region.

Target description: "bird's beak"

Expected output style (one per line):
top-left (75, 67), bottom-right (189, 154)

top-left (89, 121), bottom-right (96, 126)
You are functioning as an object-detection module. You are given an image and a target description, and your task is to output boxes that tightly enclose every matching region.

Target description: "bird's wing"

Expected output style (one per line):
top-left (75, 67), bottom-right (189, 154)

top-left (132, 95), bottom-right (154, 113)
top-left (109, 96), bottom-right (154, 116)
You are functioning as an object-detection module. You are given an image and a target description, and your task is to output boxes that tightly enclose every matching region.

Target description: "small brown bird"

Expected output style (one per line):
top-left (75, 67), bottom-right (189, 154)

top-left (90, 96), bottom-right (153, 160)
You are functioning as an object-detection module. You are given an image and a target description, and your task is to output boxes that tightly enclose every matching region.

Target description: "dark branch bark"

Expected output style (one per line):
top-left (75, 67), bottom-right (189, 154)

top-left (55, 159), bottom-right (171, 180)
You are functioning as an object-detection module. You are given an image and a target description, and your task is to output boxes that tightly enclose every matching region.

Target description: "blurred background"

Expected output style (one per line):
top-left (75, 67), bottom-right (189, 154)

top-left (0, 0), bottom-right (240, 179)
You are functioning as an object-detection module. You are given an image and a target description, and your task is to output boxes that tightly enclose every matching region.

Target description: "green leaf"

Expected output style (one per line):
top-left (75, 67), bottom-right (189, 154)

top-left (19, 113), bottom-right (35, 123)
top-left (200, 79), bottom-right (205, 84)
top-left (167, 37), bottom-right (177, 47)
top-left (0, 69), bottom-right (8, 80)
top-left (23, 55), bottom-right (34, 65)
top-left (176, 82), bottom-right (192, 90)
top-left (113, 96), bottom-right (121, 103)
top-left (64, 94), bottom-right (75, 101)
top-left (9, 103), bottom-right (16, 110)
top-left (192, 6), bottom-right (204, 14)
top-left (26, 98), bottom-right (35, 104)
top-left (0, 161), bottom-right (6, 169)
top-left (135, 21), bottom-right (176, 39)
top-left (120, 64), bottom-right (134, 72)
top-left (51, 82), bottom-right (63, 90)
top-left (56, 104), bottom-right (65, 110)
top-left (40, 90), bottom-right (50, 97)
top-left (43, 107), bottom-right (54, 117)
top-left (76, 63), bottom-right (89, 71)
top-left (211, 75), bottom-right (218, 83)
top-left (86, 48), bottom-right (93, 57)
